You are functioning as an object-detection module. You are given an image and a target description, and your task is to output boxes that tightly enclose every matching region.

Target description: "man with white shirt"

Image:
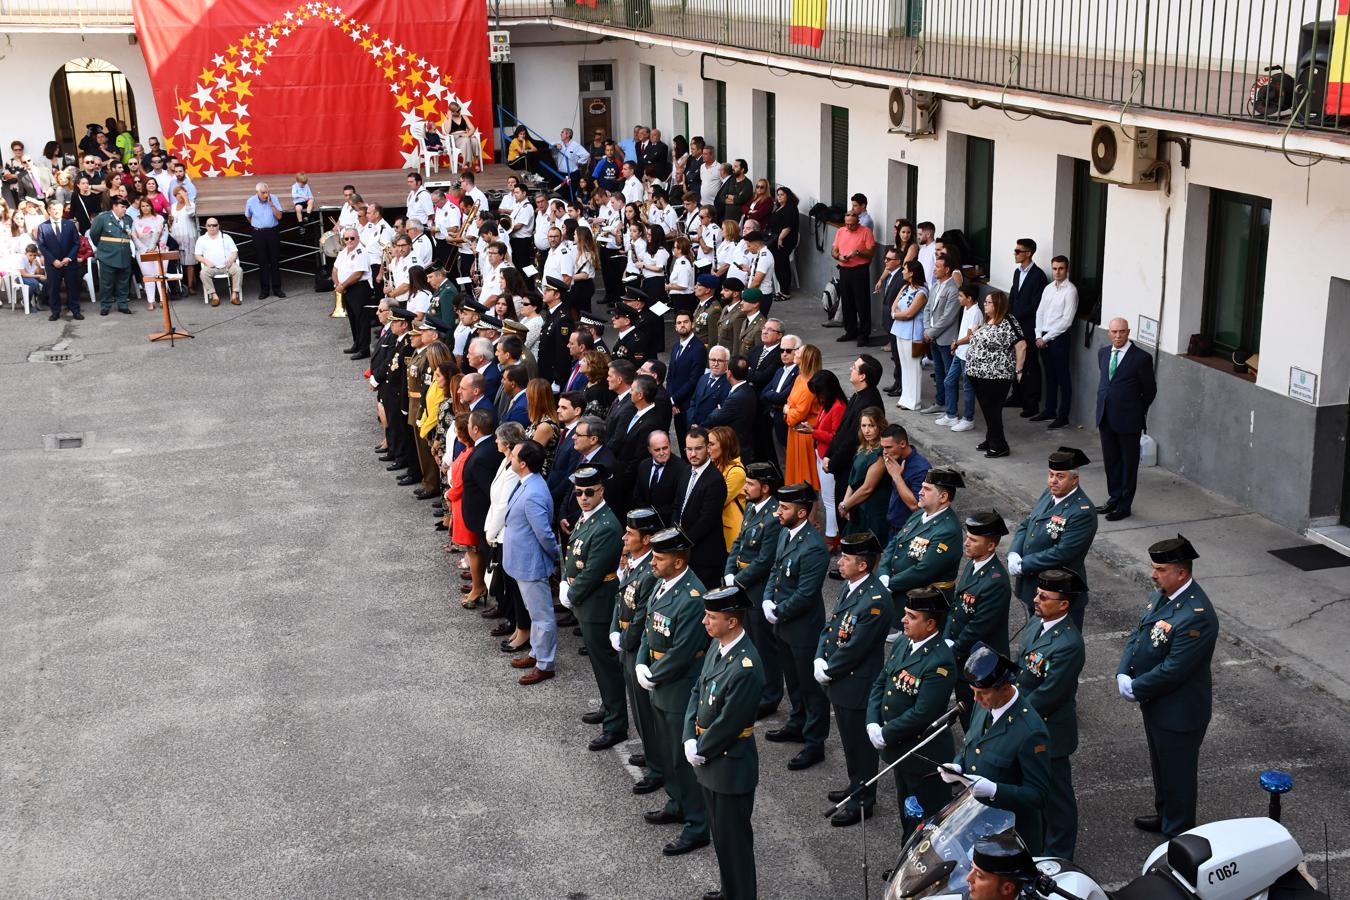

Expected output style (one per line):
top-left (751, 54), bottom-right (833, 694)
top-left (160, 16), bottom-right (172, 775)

top-left (915, 221), bottom-right (937, 289)
top-left (1095, 319), bottom-right (1156, 522)
top-left (335, 185), bottom-right (361, 232)
top-left (405, 171), bottom-right (434, 224)
top-left (194, 217), bottom-right (243, 306)
top-left (620, 160), bottom-right (644, 205)
top-left (541, 226), bottom-right (574, 289)
top-left (361, 202), bottom-right (395, 284)
top-left (551, 127), bottom-right (591, 187)
top-left (505, 183), bottom-right (536, 271)
top-left (406, 218), bottom-right (434, 269)
top-left (697, 145), bottom-right (722, 207)
top-left (332, 227), bottom-right (373, 358)
top-left (478, 241), bottom-right (508, 306)
top-left (383, 236), bottom-right (412, 301)
top-left (460, 170), bottom-right (489, 213)
top-left (532, 194), bottom-right (555, 266)
top-left (1030, 255), bottom-right (1080, 429)
top-left (1007, 447), bottom-right (1098, 628)
top-left (432, 190), bottom-right (462, 265)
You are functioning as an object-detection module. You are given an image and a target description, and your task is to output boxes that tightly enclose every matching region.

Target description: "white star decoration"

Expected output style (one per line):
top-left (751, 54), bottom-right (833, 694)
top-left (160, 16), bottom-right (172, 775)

top-left (173, 115), bottom-right (197, 138)
top-left (220, 145), bottom-right (241, 165)
top-left (190, 83), bottom-right (215, 107)
top-left (426, 79), bottom-right (446, 99)
top-left (214, 72), bottom-right (231, 91)
top-left (240, 60), bottom-right (255, 75)
top-left (400, 110), bottom-right (423, 129)
top-left (400, 147), bottom-right (421, 169)
top-left (203, 114), bottom-right (233, 144)
top-left (232, 101), bottom-right (249, 117)
top-left (205, 166), bottom-right (220, 178)
top-left (212, 54), bottom-right (225, 66)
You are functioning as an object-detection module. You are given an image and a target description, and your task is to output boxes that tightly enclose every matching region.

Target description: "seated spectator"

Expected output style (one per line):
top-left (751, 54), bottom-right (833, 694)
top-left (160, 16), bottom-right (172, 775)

top-left (19, 243), bottom-right (46, 306)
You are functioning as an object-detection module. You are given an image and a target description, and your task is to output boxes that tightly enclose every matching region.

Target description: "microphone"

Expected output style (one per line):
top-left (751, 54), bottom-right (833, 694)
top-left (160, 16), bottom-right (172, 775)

top-left (923, 701), bottom-right (967, 735)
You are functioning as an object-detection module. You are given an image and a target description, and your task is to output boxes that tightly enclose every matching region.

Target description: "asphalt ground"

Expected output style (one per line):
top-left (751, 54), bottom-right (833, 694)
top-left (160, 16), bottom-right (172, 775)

top-left (1, 279), bottom-right (1348, 899)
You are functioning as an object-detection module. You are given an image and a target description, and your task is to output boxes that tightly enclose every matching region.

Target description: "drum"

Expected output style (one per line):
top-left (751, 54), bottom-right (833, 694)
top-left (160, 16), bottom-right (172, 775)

top-left (321, 230), bottom-right (342, 258)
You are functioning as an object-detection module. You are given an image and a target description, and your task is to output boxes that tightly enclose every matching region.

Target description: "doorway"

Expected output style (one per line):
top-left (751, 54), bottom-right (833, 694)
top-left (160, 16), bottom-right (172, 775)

top-left (50, 58), bottom-right (137, 147)
top-left (490, 62), bottom-right (517, 157)
top-left (886, 160), bottom-right (918, 241)
top-left (673, 99), bottom-right (689, 144)
top-left (579, 62), bottom-right (615, 140)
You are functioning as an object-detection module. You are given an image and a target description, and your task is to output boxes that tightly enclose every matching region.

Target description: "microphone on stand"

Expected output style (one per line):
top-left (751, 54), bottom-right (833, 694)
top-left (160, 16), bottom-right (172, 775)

top-left (922, 701), bottom-right (967, 736)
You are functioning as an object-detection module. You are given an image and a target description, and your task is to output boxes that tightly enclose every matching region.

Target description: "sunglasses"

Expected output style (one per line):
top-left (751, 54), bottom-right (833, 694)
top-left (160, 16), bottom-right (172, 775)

top-left (206, 223), bottom-right (219, 228)
top-left (574, 487), bottom-right (600, 497)
top-left (344, 236), bottom-right (357, 242)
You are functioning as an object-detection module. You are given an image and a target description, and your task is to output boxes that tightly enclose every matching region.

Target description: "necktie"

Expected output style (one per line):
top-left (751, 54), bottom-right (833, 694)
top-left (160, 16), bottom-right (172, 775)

top-left (758, 346), bottom-right (771, 366)
top-left (33, 176), bottom-right (44, 199)
top-left (508, 482), bottom-right (522, 504)
top-left (627, 411), bottom-right (641, 433)
top-left (650, 463), bottom-right (663, 487)
top-left (1110, 348), bottom-right (1120, 379)
top-left (708, 375), bottom-right (717, 390)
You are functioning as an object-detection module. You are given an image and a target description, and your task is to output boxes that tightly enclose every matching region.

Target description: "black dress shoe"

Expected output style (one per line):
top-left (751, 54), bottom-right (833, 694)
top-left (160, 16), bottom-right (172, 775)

top-left (48, 313), bottom-right (60, 321)
top-left (1047, 418), bottom-right (1069, 429)
top-left (275, 290), bottom-right (287, 298)
top-left (342, 345), bottom-right (359, 353)
top-left (588, 732), bottom-right (627, 751)
top-left (434, 521), bottom-right (448, 531)
top-left (1018, 408), bottom-right (1038, 418)
top-left (834, 333), bottom-right (857, 342)
top-left (480, 604), bottom-right (504, 619)
top-left (572, 626), bottom-right (583, 636)
top-left (755, 703), bottom-right (780, 720)
top-left (1094, 503), bottom-right (1117, 515)
top-left (1105, 508), bottom-right (1132, 521)
top-left (117, 307), bottom-right (132, 314)
top-left (578, 645), bottom-right (589, 656)
top-left (386, 462), bottom-right (407, 471)
top-left (975, 440), bottom-right (989, 452)
top-left (500, 640), bottom-right (530, 654)
top-left (396, 475), bottom-right (420, 486)
top-left (703, 891), bottom-right (725, 900)
top-left (489, 623), bottom-right (513, 637)
top-left (377, 454), bottom-right (396, 462)
top-left (787, 748), bottom-right (825, 770)
top-left (350, 351), bottom-right (370, 360)
top-left (885, 387), bottom-right (902, 397)
top-left (413, 488), bottom-right (438, 499)
top-left (765, 727), bottom-right (805, 743)
top-left (632, 776), bottom-right (664, 795)
top-left (984, 448), bottom-right (1011, 459)
top-left (830, 807), bottom-right (874, 827)
top-left (258, 292), bottom-right (270, 300)
top-left (100, 308), bottom-right (110, 316)
top-left (662, 835), bottom-right (710, 856)
top-left (557, 612), bottom-right (578, 627)
top-left (628, 753), bottom-right (646, 767)
top-left (1029, 411), bottom-right (1055, 422)
top-left (581, 710), bottom-right (604, 725)
top-left (1134, 814), bottom-right (1163, 833)
top-left (644, 809), bottom-right (683, 825)
top-left (827, 787), bottom-right (852, 803)
top-left (72, 312), bottom-right (84, 320)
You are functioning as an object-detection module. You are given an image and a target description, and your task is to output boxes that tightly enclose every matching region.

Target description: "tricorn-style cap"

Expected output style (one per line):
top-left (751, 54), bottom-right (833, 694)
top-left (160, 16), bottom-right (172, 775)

top-left (839, 532), bottom-right (883, 556)
top-left (775, 482), bottom-right (817, 506)
top-left (1037, 568), bottom-right (1086, 595)
top-left (963, 642), bottom-right (1019, 688)
top-left (624, 286), bottom-right (651, 304)
top-left (570, 466), bottom-right (605, 488)
top-left (1148, 534), bottom-right (1199, 564)
top-left (964, 510), bottom-right (1008, 538)
top-left (651, 527), bottom-right (694, 553)
top-left (474, 314), bottom-right (502, 331)
top-left (390, 307), bottom-right (416, 322)
top-left (702, 585), bottom-right (751, 612)
top-left (971, 832), bottom-right (1035, 881)
top-left (626, 508), bottom-right (664, 534)
top-left (904, 587), bottom-right (949, 616)
top-left (1048, 446), bottom-right (1091, 470)
top-left (925, 467), bottom-right (966, 490)
top-left (745, 460), bottom-right (782, 488)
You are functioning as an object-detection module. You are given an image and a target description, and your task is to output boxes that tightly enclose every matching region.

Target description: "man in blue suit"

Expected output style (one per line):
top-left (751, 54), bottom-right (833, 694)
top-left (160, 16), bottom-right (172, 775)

top-left (759, 336), bottom-right (799, 467)
top-left (546, 391), bottom-right (584, 504)
top-left (1095, 318), bottom-right (1157, 522)
top-left (501, 365), bottom-right (531, 427)
top-left (704, 355), bottom-right (759, 461)
top-left (687, 345), bottom-right (730, 429)
top-left (502, 440), bottom-right (561, 686)
top-left (37, 201), bottom-right (84, 321)
top-left (668, 310), bottom-right (708, 445)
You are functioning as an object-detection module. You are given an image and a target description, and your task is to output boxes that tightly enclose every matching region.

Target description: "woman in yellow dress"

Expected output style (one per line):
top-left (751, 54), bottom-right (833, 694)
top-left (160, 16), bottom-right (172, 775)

top-left (784, 343), bottom-right (823, 488)
top-left (707, 425), bottom-right (747, 551)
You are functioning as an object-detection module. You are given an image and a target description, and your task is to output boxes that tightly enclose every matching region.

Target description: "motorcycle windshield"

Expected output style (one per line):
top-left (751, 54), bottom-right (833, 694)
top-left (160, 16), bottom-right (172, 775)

top-left (884, 791), bottom-right (1017, 900)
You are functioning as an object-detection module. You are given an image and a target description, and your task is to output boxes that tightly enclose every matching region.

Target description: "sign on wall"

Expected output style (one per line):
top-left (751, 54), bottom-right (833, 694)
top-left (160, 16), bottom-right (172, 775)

top-left (1288, 367), bottom-right (1318, 404)
top-left (1136, 314), bottom-right (1159, 347)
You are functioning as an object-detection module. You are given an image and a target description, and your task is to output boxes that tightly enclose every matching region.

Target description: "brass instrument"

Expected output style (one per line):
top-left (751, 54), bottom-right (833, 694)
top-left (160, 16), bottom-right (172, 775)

top-left (447, 201), bottom-right (478, 245)
top-left (330, 290), bottom-right (347, 318)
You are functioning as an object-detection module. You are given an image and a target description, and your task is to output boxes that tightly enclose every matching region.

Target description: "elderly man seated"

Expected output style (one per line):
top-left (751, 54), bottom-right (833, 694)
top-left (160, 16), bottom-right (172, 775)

top-left (194, 216), bottom-right (243, 306)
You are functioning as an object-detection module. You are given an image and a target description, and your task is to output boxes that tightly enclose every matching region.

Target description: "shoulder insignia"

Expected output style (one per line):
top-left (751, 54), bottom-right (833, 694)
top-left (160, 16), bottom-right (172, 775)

top-left (1034, 744), bottom-right (1047, 753)
top-left (741, 657), bottom-right (754, 668)
top-left (1189, 629), bottom-right (1202, 637)
top-left (936, 667), bottom-right (949, 677)
top-left (1194, 608), bottom-right (1206, 613)
top-left (690, 590), bottom-right (700, 597)
top-left (937, 543), bottom-right (948, 552)
top-left (1080, 505), bottom-right (1091, 511)
top-left (991, 572), bottom-right (1003, 580)
top-left (869, 607), bottom-right (881, 616)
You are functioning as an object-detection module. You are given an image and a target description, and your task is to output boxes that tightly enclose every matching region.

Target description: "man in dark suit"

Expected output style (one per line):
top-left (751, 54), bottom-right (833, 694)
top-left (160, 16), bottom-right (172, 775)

top-left (546, 391), bottom-right (585, 503)
top-left (745, 318), bottom-right (786, 462)
top-left (687, 345), bottom-right (730, 429)
top-left (603, 358), bottom-right (638, 449)
top-left (631, 430), bottom-right (691, 527)
top-left (704, 355), bottom-right (759, 461)
top-left (37, 201), bottom-right (84, 321)
top-left (667, 311), bottom-right (707, 445)
top-left (1007, 237), bottom-right (1050, 417)
top-left (558, 415), bottom-right (618, 531)
top-left (637, 359), bottom-right (675, 433)
top-left (460, 408), bottom-right (504, 606)
top-left (643, 128), bottom-right (672, 180)
top-left (1095, 318), bottom-right (1157, 521)
top-left (612, 375), bottom-right (666, 486)
top-left (874, 249), bottom-right (907, 394)
top-left (677, 426), bottom-right (729, 589)
top-left (500, 364), bottom-right (530, 426)
top-left (823, 354), bottom-right (884, 506)
top-left (759, 336), bottom-right (799, 467)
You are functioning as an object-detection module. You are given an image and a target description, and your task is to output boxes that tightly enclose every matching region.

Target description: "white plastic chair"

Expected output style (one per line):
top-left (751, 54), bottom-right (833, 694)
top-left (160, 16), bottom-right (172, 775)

top-left (435, 127), bottom-right (465, 174)
top-left (411, 122), bottom-right (438, 179)
top-left (83, 265), bottom-right (96, 306)
top-left (4, 272), bottom-right (32, 313)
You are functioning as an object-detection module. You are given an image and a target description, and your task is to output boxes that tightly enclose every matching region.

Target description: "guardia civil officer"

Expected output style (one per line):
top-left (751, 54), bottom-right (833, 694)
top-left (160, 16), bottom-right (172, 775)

top-left (610, 507), bottom-right (667, 795)
top-left (683, 585), bottom-right (765, 900)
top-left (1117, 534), bottom-right (1218, 839)
top-left (878, 467), bottom-right (964, 618)
top-left (814, 532), bottom-right (893, 826)
top-left (966, 833), bottom-right (1037, 900)
top-left (723, 460), bottom-right (785, 718)
top-left (562, 466), bottom-right (629, 750)
top-left (761, 482), bottom-right (832, 771)
top-left (634, 528), bottom-right (711, 856)
top-left (866, 587), bottom-right (958, 839)
top-left (1008, 447), bottom-right (1098, 628)
top-left (944, 510), bottom-right (1013, 728)
top-left (89, 195), bottom-right (135, 314)
top-left (1016, 569), bottom-right (1086, 859)
top-left (939, 643), bottom-right (1051, 854)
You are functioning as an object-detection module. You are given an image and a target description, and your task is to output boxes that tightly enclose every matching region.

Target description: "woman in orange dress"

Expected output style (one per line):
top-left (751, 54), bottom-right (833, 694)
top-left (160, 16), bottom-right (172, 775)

top-left (784, 343), bottom-right (823, 487)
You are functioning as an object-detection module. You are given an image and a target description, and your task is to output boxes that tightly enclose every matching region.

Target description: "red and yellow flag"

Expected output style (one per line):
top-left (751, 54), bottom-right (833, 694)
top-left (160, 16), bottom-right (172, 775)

top-left (1328, 0), bottom-right (1350, 118)
top-left (789, 0), bottom-right (827, 48)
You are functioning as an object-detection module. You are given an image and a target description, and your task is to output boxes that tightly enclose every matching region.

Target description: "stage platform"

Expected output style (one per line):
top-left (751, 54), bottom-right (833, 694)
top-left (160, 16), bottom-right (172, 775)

top-left (193, 164), bottom-right (518, 218)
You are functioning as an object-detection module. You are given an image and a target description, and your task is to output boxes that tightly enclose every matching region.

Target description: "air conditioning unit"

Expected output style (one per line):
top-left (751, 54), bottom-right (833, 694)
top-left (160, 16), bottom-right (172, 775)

top-left (1089, 122), bottom-right (1159, 187)
top-left (887, 87), bottom-right (939, 139)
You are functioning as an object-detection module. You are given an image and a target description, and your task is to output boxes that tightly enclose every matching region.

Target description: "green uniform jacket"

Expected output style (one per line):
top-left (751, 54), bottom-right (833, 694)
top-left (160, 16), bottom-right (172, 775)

top-left (638, 569), bottom-right (709, 713)
top-left (1116, 580), bottom-right (1219, 733)
top-left (724, 498), bottom-right (782, 603)
top-left (684, 634), bottom-right (765, 795)
top-left (878, 506), bottom-right (963, 603)
top-left (1009, 487), bottom-right (1098, 604)
top-left (816, 573), bottom-right (894, 710)
top-left (1016, 616), bottom-right (1085, 757)
top-left (432, 282), bottom-right (458, 318)
top-left (944, 556), bottom-right (1012, 664)
top-left (611, 551), bottom-right (658, 653)
top-left (867, 636), bottom-right (957, 754)
top-left (763, 522), bottom-right (829, 649)
top-left (694, 297), bottom-right (723, 351)
top-left (565, 504), bottom-right (624, 625)
top-left (89, 211), bottom-right (134, 268)
top-left (956, 696), bottom-right (1051, 844)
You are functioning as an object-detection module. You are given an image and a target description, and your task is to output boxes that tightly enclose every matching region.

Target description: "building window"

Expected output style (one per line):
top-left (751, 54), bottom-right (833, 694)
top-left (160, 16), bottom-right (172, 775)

top-left (1203, 190), bottom-right (1270, 355)
top-left (704, 79), bottom-right (725, 154)
top-left (765, 91), bottom-right (776, 187)
top-left (829, 105), bottom-right (849, 209)
top-left (641, 64), bottom-right (656, 127)
top-left (1069, 158), bottom-right (1108, 320)
top-left (963, 136), bottom-right (994, 270)
top-left (673, 99), bottom-right (689, 143)
top-left (715, 80), bottom-right (727, 156)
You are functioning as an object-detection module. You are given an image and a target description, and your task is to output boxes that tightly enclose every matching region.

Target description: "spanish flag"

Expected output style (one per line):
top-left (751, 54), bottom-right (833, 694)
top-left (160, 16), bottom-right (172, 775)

top-left (789, 0), bottom-right (827, 48)
top-left (1328, 0), bottom-right (1350, 118)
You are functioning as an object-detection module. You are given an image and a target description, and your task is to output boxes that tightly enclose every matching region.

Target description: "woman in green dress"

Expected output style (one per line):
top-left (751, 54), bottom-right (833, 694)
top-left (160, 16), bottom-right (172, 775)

top-left (838, 407), bottom-right (891, 543)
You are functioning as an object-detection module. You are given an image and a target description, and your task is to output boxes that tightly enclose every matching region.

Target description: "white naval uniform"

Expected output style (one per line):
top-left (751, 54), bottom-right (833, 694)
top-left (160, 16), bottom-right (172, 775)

top-left (406, 187), bottom-right (434, 225)
top-left (543, 241), bottom-right (576, 284)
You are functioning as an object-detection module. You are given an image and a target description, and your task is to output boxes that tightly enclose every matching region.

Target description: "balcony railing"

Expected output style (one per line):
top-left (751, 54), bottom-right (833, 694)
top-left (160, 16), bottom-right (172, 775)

top-left (490, 0), bottom-right (1350, 133)
top-left (0, 0), bottom-right (133, 27)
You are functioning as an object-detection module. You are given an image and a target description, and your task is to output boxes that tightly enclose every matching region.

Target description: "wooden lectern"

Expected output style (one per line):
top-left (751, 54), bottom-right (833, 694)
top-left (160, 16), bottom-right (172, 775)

top-left (141, 249), bottom-right (193, 343)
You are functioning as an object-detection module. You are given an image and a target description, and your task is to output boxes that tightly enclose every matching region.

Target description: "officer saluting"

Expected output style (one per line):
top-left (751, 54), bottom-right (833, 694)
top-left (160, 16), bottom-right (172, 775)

top-left (813, 532), bottom-right (893, 827)
top-left (562, 466), bottom-right (629, 751)
top-left (723, 461), bottom-right (785, 718)
top-left (1008, 447), bottom-right (1099, 627)
top-left (866, 587), bottom-right (958, 839)
top-left (610, 508), bottom-right (666, 796)
top-left (878, 467), bottom-right (964, 617)
top-left (682, 585), bottom-right (765, 900)
top-left (940, 643), bottom-right (1051, 854)
top-left (89, 195), bottom-right (135, 315)
top-left (634, 528), bottom-right (711, 856)
top-left (1016, 569), bottom-right (1086, 859)
top-left (1117, 534), bottom-right (1218, 839)
top-left (944, 510), bottom-right (1012, 728)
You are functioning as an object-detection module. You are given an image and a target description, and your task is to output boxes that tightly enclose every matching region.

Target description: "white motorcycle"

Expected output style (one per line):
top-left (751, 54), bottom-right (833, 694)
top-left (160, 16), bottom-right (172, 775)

top-left (884, 772), bottom-right (1329, 899)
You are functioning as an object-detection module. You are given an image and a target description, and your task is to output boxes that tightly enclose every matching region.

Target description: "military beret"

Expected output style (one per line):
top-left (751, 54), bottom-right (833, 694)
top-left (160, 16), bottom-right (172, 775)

top-left (971, 833), bottom-right (1035, 882)
top-left (745, 460), bottom-right (782, 488)
top-left (696, 274), bottom-right (720, 290)
top-left (925, 467), bottom-right (966, 490)
top-left (544, 276), bottom-right (567, 292)
top-left (626, 508), bottom-right (664, 534)
top-left (740, 288), bottom-right (764, 305)
top-left (721, 277), bottom-right (746, 292)
top-left (702, 585), bottom-right (751, 613)
top-left (651, 527), bottom-right (694, 554)
top-left (964, 642), bottom-right (1019, 688)
top-left (1048, 446), bottom-right (1091, 470)
top-left (570, 465), bottom-right (605, 488)
top-left (1037, 568), bottom-right (1086, 595)
top-left (838, 532), bottom-right (882, 556)
top-left (474, 314), bottom-right (502, 331)
top-left (964, 510), bottom-right (1008, 538)
top-left (1149, 534), bottom-right (1199, 564)
top-left (904, 587), bottom-right (949, 616)
top-left (775, 482), bottom-right (817, 506)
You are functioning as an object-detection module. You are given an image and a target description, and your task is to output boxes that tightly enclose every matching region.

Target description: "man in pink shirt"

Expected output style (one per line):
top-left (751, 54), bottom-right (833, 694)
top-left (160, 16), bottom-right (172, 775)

top-left (831, 211), bottom-right (877, 345)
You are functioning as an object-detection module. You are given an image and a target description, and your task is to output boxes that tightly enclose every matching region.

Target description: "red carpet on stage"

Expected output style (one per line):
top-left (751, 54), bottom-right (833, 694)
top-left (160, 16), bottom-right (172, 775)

top-left (132, 0), bottom-right (492, 177)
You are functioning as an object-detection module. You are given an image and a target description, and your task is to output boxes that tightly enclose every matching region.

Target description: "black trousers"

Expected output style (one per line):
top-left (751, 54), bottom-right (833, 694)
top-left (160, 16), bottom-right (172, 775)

top-left (832, 704), bottom-right (879, 811)
top-left (837, 264), bottom-right (872, 339)
top-left (769, 240), bottom-right (795, 294)
top-left (1099, 423), bottom-right (1143, 512)
top-left (456, 253), bottom-right (474, 280)
top-left (252, 226), bottom-right (281, 292)
top-left (343, 281), bottom-right (372, 352)
top-left (970, 376), bottom-right (1012, 452)
top-left (1145, 720), bottom-right (1207, 838)
top-left (570, 278), bottom-right (595, 313)
top-left (46, 261), bottom-right (84, 313)
top-left (888, 334), bottom-right (904, 389)
top-left (703, 787), bottom-right (757, 900)
top-left (509, 237), bottom-right (535, 277)
top-left (1009, 314), bottom-right (1041, 412)
top-left (778, 638), bottom-right (831, 751)
top-left (599, 248), bottom-right (625, 305)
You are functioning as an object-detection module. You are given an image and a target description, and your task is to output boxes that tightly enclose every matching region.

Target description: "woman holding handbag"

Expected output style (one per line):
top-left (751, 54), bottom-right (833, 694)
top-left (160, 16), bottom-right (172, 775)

top-left (891, 260), bottom-right (929, 411)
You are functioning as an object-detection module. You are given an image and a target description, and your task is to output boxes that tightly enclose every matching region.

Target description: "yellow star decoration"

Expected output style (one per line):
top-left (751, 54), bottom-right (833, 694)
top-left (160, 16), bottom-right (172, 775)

top-left (230, 79), bottom-right (254, 100)
top-left (185, 132), bottom-right (217, 164)
top-left (176, 97), bottom-right (193, 115)
top-left (394, 92), bottom-right (412, 111)
top-left (232, 120), bottom-right (252, 139)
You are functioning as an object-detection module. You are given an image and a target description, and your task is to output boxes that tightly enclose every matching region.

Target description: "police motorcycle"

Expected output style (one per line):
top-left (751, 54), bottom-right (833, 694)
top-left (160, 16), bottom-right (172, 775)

top-left (884, 771), bottom-right (1329, 900)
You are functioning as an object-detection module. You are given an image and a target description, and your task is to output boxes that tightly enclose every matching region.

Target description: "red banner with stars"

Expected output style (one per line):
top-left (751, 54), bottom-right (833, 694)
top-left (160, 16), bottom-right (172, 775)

top-left (131, 0), bottom-right (492, 178)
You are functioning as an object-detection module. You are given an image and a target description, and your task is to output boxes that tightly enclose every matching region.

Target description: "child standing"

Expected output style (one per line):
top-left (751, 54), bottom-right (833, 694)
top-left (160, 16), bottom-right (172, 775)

top-left (946, 281), bottom-right (986, 432)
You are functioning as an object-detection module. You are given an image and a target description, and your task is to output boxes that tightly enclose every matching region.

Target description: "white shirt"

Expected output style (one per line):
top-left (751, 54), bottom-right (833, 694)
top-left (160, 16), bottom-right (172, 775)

top-left (718, 629), bottom-right (747, 658)
top-left (954, 303), bottom-right (986, 361)
top-left (716, 239), bottom-right (744, 282)
top-left (971, 552), bottom-right (996, 574)
top-left (579, 499), bottom-right (608, 523)
top-left (988, 687), bottom-right (1021, 727)
top-left (917, 241), bottom-right (937, 290)
top-left (1107, 341), bottom-right (1134, 373)
top-left (698, 161), bottom-right (722, 205)
top-left (465, 186), bottom-right (489, 212)
top-left (406, 289), bottom-right (432, 314)
top-left (622, 176), bottom-right (644, 204)
top-left (408, 233), bottom-right (433, 268)
top-left (194, 231), bottom-right (238, 268)
top-left (532, 206), bottom-right (556, 249)
top-left (480, 261), bottom-right (505, 303)
top-left (334, 245), bottom-right (371, 286)
top-left (597, 204), bottom-right (624, 249)
top-left (649, 204), bottom-right (678, 234)
top-left (406, 187), bottom-right (434, 224)
top-left (509, 201), bottom-right (535, 238)
top-left (434, 202), bottom-right (463, 240)
top-left (1049, 485), bottom-right (1080, 511)
top-left (668, 256), bottom-right (694, 293)
top-left (785, 520), bottom-right (808, 542)
top-left (1039, 613), bottom-right (1068, 637)
top-left (684, 460), bottom-right (713, 509)
top-left (337, 202), bottom-right (360, 229)
top-left (360, 218), bottom-right (394, 259)
top-left (1168, 578), bottom-right (1195, 601)
top-left (543, 243), bottom-right (575, 283)
top-left (1035, 279), bottom-right (1079, 341)
top-left (498, 192), bottom-right (518, 213)
top-left (748, 246), bottom-right (776, 294)
top-left (907, 632), bottom-right (939, 655)
top-left (388, 254), bottom-right (411, 291)
top-left (695, 223), bottom-right (722, 267)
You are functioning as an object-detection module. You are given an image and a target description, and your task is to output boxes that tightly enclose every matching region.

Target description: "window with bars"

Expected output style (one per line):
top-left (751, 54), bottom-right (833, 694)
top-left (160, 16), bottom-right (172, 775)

top-left (829, 106), bottom-right (849, 208)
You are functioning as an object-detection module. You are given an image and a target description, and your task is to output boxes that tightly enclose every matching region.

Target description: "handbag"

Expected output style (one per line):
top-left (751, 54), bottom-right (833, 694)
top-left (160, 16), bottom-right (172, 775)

top-left (910, 339), bottom-right (931, 358)
top-left (76, 234), bottom-right (94, 262)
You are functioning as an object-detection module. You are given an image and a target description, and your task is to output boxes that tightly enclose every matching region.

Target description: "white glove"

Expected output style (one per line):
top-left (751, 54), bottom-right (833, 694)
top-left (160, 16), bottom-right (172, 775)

top-left (812, 657), bottom-right (831, 685)
top-left (1007, 552), bottom-right (1023, 576)
top-left (635, 663), bottom-right (656, 691)
top-left (878, 574), bottom-right (890, 588)
top-left (367, 374), bottom-right (378, 388)
top-left (1117, 673), bottom-right (1137, 702)
top-left (724, 573), bottom-right (736, 587)
top-left (866, 723), bottom-right (886, 750)
top-left (944, 638), bottom-right (955, 649)
top-left (938, 763), bottom-right (965, 784)
top-left (970, 776), bottom-right (997, 799)
top-left (609, 631), bottom-right (622, 653)
top-left (559, 581), bottom-right (573, 609)
top-left (761, 600), bottom-right (779, 624)
top-left (683, 738), bottom-right (706, 767)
